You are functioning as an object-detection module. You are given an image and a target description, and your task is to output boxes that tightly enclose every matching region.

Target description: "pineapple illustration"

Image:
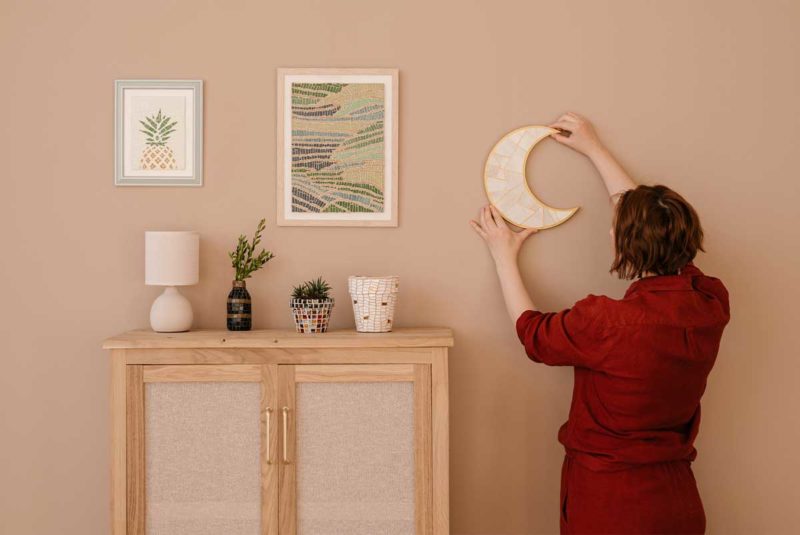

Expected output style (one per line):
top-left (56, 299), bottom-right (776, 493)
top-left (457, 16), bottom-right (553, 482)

top-left (138, 109), bottom-right (178, 170)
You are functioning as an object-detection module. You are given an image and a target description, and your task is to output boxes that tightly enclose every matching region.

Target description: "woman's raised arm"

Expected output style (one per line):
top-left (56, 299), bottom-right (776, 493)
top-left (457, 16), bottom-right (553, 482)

top-left (469, 205), bottom-right (538, 323)
top-left (549, 112), bottom-right (636, 204)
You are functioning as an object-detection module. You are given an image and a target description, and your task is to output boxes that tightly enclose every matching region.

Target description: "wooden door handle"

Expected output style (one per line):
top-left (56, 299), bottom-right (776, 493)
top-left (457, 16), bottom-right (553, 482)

top-left (282, 407), bottom-right (290, 464)
top-left (265, 407), bottom-right (273, 464)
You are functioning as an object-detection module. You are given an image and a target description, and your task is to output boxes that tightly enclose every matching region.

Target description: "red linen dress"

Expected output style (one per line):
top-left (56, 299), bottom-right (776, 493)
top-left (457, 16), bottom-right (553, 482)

top-left (516, 261), bottom-right (730, 534)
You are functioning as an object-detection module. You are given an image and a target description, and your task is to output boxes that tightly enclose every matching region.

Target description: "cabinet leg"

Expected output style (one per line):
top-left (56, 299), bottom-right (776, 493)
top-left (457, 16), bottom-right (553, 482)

top-left (431, 348), bottom-right (450, 535)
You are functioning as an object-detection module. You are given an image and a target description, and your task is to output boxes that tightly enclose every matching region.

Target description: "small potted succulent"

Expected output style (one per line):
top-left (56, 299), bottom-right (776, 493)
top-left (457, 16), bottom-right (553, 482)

top-left (291, 277), bottom-right (334, 333)
top-left (227, 219), bottom-right (275, 331)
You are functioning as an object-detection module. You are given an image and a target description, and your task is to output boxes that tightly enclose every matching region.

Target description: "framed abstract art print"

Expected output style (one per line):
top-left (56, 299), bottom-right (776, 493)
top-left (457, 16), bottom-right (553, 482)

top-left (115, 80), bottom-right (203, 186)
top-left (276, 68), bottom-right (398, 226)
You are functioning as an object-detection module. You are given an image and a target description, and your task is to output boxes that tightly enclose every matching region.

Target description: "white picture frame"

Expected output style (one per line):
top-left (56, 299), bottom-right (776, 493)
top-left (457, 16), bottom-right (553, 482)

top-left (276, 68), bottom-right (399, 226)
top-left (115, 80), bottom-right (203, 186)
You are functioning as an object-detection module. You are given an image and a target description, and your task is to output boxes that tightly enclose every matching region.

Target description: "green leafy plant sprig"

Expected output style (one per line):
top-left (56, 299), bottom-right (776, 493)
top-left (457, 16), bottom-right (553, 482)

top-left (229, 218), bottom-right (275, 281)
top-left (291, 277), bottom-right (332, 300)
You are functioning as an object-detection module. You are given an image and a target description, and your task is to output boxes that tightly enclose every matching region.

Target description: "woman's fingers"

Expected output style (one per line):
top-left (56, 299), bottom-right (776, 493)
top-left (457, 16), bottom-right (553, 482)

top-left (549, 126), bottom-right (575, 144)
top-left (469, 220), bottom-right (487, 239)
top-left (489, 205), bottom-right (508, 229)
top-left (510, 225), bottom-right (538, 247)
top-left (486, 205), bottom-right (500, 227)
top-left (549, 122), bottom-right (574, 138)
top-left (551, 132), bottom-right (572, 145)
top-left (480, 205), bottom-right (492, 230)
top-left (549, 120), bottom-right (574, 131)
top-left (477, 204), bottom-right (514, 232)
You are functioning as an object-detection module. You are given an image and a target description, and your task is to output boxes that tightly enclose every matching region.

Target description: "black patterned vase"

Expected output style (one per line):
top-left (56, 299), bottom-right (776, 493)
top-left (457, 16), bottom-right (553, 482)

top-left (227, 280), bottom-right (252, 331)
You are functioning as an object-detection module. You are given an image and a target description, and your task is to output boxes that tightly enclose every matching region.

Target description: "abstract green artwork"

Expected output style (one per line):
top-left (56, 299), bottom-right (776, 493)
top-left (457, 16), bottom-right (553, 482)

top-left (277, 69), bottom-right (398, 226)
top-left (291, 83), bottom-right (385, 213)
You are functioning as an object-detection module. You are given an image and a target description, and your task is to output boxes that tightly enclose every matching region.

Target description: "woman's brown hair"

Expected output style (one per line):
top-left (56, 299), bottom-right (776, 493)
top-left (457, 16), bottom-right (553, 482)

top-left (610, 185), bottom-right (705, 280)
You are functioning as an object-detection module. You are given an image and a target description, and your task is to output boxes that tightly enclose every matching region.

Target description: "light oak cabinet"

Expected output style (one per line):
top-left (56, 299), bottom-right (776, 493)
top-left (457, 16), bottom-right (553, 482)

top-left (104, 328), bottom-right (453, 535)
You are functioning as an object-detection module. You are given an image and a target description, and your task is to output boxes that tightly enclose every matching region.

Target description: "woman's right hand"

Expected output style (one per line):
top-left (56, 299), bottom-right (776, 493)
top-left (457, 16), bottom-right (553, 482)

top-left (550, 112), bottom-right (637, 200)
top-left (549, 112), bottom-right (605, 158)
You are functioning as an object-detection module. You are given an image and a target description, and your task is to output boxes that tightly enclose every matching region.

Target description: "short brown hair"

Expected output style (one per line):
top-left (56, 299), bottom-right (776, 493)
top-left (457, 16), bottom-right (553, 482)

top-left (610, 185), bottom-right (704, 280)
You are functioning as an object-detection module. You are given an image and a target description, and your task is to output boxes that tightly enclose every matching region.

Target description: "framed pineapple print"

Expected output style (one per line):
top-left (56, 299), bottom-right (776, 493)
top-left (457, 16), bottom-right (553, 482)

top-left (115, 80), bottom-right (203, 186)
top-left (277, 68), bottom-right (398, 226)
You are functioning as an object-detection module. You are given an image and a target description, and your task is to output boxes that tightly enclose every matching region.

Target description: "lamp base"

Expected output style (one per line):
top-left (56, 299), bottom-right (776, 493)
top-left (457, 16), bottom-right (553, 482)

top-left (150, 286), bottom-right (193, 333)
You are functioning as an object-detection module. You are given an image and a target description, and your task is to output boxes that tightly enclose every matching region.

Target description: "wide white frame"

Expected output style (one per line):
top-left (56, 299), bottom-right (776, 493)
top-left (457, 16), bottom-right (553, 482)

top-left (115, 80), bottom-right (203, 187)
top-left (276, 68), bottom-right (399, 226)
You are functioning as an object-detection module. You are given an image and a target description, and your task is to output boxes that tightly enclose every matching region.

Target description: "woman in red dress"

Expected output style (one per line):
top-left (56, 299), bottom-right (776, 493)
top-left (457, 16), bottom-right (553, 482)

top-left (470, 113), bottom-right (730, 534)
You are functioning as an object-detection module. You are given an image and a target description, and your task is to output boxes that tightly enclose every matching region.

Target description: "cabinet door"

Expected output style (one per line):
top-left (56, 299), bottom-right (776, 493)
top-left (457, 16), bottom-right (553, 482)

top-left (278, 364), bottom-right (432, 534)
top-left (127, 364), bottom-right (279, 535)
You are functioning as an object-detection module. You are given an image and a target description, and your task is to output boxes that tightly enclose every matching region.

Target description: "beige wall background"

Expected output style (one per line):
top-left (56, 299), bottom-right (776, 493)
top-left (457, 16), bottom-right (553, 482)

top-left (1, 0), bottom-right (798, 533)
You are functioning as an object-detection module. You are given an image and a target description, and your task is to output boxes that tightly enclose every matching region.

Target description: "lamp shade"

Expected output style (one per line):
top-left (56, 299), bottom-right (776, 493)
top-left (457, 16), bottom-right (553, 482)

top-left (145, 231), bottom-right (199, 286)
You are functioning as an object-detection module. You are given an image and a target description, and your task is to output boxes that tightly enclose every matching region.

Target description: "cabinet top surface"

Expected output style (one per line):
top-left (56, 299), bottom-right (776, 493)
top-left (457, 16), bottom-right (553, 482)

top-left (103, 327), bottom-right (454, 349)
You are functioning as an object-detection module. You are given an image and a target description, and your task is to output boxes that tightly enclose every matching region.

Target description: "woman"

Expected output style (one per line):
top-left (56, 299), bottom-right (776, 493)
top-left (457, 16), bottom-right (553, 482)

top-left (470, 113), bottom-right (730, 534)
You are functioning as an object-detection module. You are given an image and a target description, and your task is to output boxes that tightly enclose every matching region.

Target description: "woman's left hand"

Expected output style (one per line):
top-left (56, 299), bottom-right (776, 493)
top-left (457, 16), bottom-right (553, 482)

top-left (470, 205), bottom-right (538, 265)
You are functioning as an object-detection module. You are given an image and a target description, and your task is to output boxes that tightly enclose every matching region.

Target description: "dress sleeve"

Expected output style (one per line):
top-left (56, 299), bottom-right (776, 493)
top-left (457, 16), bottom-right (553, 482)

top-left (515, 294), bottom-right (612, 369)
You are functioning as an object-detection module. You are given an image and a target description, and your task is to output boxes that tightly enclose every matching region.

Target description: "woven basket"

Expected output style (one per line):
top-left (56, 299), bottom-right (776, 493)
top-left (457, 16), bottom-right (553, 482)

top-left (348, 275), bottom-right (399, 333)
top-left (290, 298), bottom-right (334, 333)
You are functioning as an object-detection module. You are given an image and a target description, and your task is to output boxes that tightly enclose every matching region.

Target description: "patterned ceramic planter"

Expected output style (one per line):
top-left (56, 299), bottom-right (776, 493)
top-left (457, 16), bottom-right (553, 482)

top-left (348, 275), bottom-right (399, 332)
top-left (227, 280), bottom-right (252, 331)
top-left (291, 298), bottom-right (334, 333)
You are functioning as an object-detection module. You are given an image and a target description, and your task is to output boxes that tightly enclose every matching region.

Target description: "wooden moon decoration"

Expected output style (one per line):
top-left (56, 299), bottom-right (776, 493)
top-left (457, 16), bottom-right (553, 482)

top-left (484, 126), bottom-right (579, 229)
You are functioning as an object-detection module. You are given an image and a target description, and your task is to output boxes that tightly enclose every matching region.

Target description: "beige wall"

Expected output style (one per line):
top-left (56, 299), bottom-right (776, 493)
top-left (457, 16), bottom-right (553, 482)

top-left (2, 0), bottom-right (798, 533)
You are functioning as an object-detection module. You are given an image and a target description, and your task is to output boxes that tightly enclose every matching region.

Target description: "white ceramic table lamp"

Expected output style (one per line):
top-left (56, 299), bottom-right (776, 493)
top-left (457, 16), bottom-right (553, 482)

top-left (145, 231), bottom-right (199, 332)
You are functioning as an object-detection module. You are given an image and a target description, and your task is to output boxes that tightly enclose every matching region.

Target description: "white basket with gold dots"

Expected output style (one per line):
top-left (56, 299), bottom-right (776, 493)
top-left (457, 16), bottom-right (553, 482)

top-left (347, 275), bottom-right (399, 333)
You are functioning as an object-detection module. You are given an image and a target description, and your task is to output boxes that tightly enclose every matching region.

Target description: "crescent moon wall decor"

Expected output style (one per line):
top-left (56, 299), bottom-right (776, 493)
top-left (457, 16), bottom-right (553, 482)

top-left (484, 125), bottom-right (579, 229)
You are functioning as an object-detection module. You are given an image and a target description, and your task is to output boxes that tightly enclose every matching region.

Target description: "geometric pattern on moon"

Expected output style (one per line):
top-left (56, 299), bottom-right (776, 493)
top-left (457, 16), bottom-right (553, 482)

top-left (484, 125), bottom-right (579, 230)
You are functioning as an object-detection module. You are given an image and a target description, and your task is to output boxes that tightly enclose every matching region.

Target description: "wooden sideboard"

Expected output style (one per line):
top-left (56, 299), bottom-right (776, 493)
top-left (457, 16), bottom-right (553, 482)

top-left (103, 328), bottom-right (453, 535)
